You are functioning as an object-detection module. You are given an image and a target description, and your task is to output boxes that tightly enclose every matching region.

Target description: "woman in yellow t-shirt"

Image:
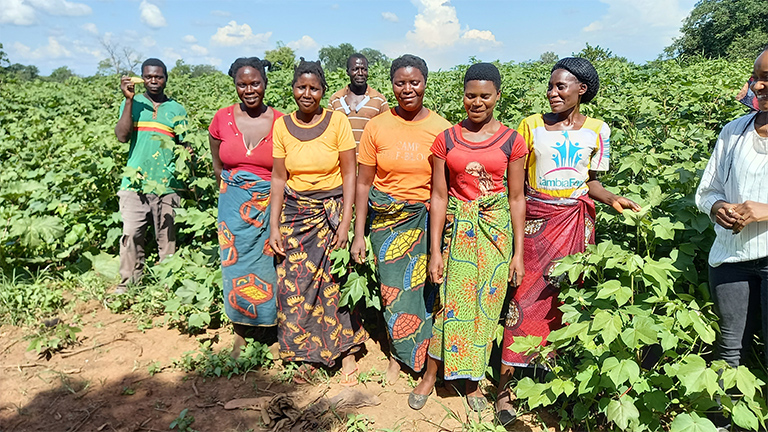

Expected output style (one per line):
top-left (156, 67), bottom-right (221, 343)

top-left (269, 59), bottom-right (367, 384)
top-left (351, 54), bottom-right (451, 385)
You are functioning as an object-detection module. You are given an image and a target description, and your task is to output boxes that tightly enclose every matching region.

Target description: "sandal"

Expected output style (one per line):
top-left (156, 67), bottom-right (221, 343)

top-left (495, 389), bottom-right (517, 427)
top-left (339, 366), bottom-right (359, 387)
top-left (292, 364), bottom-right (318, 384)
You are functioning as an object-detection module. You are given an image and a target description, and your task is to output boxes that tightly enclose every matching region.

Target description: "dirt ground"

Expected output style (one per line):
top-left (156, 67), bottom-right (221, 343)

top-left (0, 301), bottom-right (558, 432)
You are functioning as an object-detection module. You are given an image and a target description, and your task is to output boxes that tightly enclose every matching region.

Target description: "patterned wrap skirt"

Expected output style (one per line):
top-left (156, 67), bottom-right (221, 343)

top-left (218, 169), bottom-right (277, 326)
top-left (502, 187), bottom-right (595, 367)
top-left (428, 192), bottom-right (513, 381)
top-left (276, 186), bottom-right (368, 366)
top-left (368, 187), bottom-right (435, 373)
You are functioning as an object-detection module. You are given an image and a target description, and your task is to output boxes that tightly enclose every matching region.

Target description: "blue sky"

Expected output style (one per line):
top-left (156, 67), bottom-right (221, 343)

top-left (0, 0), bottom-right (698, 76)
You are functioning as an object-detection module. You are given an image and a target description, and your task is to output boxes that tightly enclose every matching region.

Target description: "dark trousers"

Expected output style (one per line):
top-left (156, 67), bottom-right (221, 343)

top-left (709, 258), bottom-right (768, 367)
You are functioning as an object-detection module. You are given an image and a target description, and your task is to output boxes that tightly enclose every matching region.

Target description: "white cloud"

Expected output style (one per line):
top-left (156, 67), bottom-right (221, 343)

top-left (72, 40), bottom-right (101, 58)
top-left (0, 0), bottom-right (37, 25)
top-left (382, 11), bottom-right (398, 22)
top-left (29, 0), bottom-right (90, 16)
top-left (210, 10), bottom-right (230, 17)
top-left (182, 35), bottom-right (197, 44)
top-left (581, 0), bottom-right (694, 42)
top-left (406, 0), bottom-right (498, 50)
top-left (163, 47), bottom-right (181, 62)
top-left (205, 57), bottom-right (222, 67)
top-left (0, 0), bottom-right (90, 25)
top-left (81, 22), bottom-right (98, 34)
top-left (139, 0), bottom-right (166, 29)
top-left (13, 36), bottom-right (72, 59)
top-left (287, 35), bottom-right (318, 51)
top-left (210, 21), bottom-right (272, 47)
top-left (190, 44), bottom-right (208, 56)
top-left (141, 36), bottom-right (156, 48)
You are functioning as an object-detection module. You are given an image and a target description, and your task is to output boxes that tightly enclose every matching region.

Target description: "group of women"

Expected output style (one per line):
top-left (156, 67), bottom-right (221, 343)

top-left (209, 53), bottom-right (640, 422)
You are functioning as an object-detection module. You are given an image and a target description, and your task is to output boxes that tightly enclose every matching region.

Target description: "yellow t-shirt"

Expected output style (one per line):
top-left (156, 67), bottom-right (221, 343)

top-left (520, 114), bottom-right (611, 198)
top-left (273, 109), bottom-right (356, 191)
top-left (357, 109), bottom-right (451, 201)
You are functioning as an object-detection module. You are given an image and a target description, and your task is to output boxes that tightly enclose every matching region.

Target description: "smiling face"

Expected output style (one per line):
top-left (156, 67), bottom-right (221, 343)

top-left (142, 65), bottom-right (166, 96)
top-left (751, 50), bottom-right (768, 112)
top-left (392, 66), bottom-right (426, 113)
top-left (463, 80), bottom-right (499, 125)
top-left (547, 69), bottom-right (587, 113)
top-left (292, 73), bottom-right (324, 114)
top-left (347, 57), bottom-right (368, 87)
top-left (234, 66), bottom-right (266, 110)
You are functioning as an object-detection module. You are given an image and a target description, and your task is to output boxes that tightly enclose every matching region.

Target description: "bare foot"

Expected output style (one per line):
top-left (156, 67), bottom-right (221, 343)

top-left (495, 388), bottom-right (515, 411)
top-left (231, 334), bottom-right (246, 360)
top-left (386, 357), bottom-right (401, 384)
top-left (340, 354), bottom-right (359, 386)
top-left (465, 380), bottom-right (484, 398)
top-left (412, 374), bottom-right (435, 396)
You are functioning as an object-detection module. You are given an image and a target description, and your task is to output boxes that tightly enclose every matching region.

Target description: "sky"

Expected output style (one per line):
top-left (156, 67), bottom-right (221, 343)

top-left (0, 0), bottom-right (699, 76)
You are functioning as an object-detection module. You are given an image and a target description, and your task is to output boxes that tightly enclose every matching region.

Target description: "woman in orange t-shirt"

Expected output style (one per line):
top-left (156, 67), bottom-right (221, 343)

top-left (351, 54), bottom-right (450, 384)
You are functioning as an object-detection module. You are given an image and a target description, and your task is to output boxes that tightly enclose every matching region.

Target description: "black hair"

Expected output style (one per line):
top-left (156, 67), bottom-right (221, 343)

top-left (390, 54), bottom-right (428, 82)
top-left (552, 57), bottom-right (599, 104)
top-left (292, 57), bottom-right (328, 94)
top-left (464, 62), bottom-right (501, 91)
top-left (347, 53), bottom-right (368, 70)
top-left (228, 57), bottom-right (271, 87)
top-left (141, 58), bottom-right (167, 78)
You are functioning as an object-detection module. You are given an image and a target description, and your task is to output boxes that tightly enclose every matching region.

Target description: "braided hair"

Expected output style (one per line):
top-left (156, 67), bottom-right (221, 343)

top-left (292, 58), bottom-right (328, 94)
top-left (552, 57), bottom-right (599, 104)
top-left (389, 54), bottom-right (428, 83)
top-left (464, 62), bottom-right (501, 91)
top-left (228, 57), bottom-right (271, 87)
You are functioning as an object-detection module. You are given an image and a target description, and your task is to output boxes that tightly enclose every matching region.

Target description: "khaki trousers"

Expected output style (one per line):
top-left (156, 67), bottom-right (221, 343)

top-left (117, 190), bottom-right (180, 288)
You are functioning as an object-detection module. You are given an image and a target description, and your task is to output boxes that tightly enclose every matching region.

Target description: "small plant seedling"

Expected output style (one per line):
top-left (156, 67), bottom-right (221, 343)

top-left (169, 408), bottom-right (197, 432)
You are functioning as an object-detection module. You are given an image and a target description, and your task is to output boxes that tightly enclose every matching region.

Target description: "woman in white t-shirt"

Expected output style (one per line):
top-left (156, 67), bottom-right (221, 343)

top-left (696, 46), bottom-right (768, 369)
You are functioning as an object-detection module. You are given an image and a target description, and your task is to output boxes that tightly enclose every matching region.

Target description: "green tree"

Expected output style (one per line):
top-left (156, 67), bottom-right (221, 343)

top-left (264, 42), bottom-right (296, 71)
top-left (319, 42), bottom-right (356, 71)
top-left (665, 0), bottom-right (768, 59)
top-left (170, 59), bottom-right (192, 76)
top-left (6, 63), bottom-right (39, 81)
top-left (574, 43), bottom-right (626, 62)
top-left (539, 51), bottom-right (559, 63)
top-left (96, 37), bottom-right (142, 75)
top-left (0, 43), bottom-right (9, 68)
top-left (47, 66), bottom-right (76, 82)
top-left (360, 47), bottom-right (389, 66)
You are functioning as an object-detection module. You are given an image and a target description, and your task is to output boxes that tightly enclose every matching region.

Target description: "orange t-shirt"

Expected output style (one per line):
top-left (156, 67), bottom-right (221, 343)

top-left (358, 109), bottom-right (451, 201)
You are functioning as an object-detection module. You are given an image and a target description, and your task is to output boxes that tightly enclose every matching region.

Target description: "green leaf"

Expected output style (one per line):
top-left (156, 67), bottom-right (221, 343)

top-left (601, 357), bottom-right (639, 387)
top-left (605, 395), bottom-right (640, 431)
top-left (669, 412), bottom-right (717, 432)
top-left (596, 280), bottom-right (632, 306)
top-left (735, 366), bottom-right (763, 400)
top-left (732, 401), bottom-right (759, 431)
top-left (592, 310), bottom-right (623, 345)
top-left (507, 335), bottom-right (542, 354)
top-left (674, 355), bottom-right (720, 396)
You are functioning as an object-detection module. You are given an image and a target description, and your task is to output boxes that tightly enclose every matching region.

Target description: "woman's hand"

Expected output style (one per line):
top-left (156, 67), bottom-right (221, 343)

top-left (429, 252), bottom-right (444, 284)
top-left (731, 200), bottom-right (768, 234)
top-left (268, 228), bottom-right (285, 257)
top-left (351, 235), bottom-right (367, 264)
top-left (610, 195), bottom-right (642, 213)
top-left (508, 254), bottom-right (524, 287)
top-left (711, 200), bottom-right (741, 230)
top-left (332, 228), bottom-right (349, 250)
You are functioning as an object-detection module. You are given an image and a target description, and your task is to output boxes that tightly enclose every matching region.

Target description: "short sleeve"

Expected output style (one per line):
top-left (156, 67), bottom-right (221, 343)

top-left (208, 109), bottom-right (223, 140)
top-left (516, 117), bottom-right (534, 152)
top-left (430, 131), bottom-right (447, 160)
top-left (333, 111), bottom-right (356, 152)
top-left (272, 118), bottom-right (287, 158)
top-left (508, 131), bottom-right (529, 161)
top-left (357, 123), bottom-right (377, 166)
top-left (590, 121), bottom-right (610, 172)
top-left (118, 99), bottom-right (127, 117)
